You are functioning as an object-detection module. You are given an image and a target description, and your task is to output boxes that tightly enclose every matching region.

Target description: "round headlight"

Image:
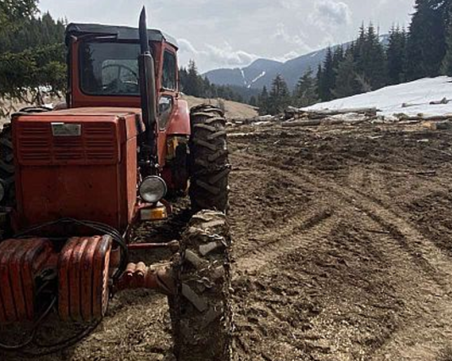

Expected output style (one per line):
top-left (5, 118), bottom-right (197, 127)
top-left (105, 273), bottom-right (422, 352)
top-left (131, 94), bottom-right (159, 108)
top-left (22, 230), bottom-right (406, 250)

top-left (0, 182), bottom-right (5, 203)
top-left (139, 176), bottom-right (167, 203)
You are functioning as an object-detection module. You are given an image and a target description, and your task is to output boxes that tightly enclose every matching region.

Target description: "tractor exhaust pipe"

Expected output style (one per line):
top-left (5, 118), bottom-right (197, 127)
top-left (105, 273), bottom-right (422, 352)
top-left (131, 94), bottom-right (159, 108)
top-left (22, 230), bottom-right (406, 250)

top-left (138, 7), bottom-right (158, 174)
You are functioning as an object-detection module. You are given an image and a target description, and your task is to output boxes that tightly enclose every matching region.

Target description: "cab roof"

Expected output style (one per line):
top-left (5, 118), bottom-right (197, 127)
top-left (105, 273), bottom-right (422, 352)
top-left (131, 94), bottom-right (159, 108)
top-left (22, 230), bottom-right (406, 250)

top-left (65, 23), bottom-right (178, 49)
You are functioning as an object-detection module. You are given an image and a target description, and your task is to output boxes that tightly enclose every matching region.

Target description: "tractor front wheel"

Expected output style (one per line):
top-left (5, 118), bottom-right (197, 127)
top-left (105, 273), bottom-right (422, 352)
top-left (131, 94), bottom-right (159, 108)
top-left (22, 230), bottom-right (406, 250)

top-left (188, 105), bottom-right (230, 213)
top-left (169, 210), bottom-right (232, 361)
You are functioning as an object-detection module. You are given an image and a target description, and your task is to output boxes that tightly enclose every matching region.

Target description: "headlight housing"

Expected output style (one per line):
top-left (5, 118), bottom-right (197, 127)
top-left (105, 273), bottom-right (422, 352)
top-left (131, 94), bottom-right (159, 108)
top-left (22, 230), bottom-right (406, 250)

top-left (139, 176), bottom-right (167, 203)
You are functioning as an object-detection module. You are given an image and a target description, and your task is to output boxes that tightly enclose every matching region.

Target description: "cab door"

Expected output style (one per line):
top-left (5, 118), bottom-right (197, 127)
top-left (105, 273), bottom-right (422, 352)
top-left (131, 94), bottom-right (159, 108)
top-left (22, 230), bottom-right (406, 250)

top-left (156, 46), bottom-right (178, 169)
top-left (158, 49), bottom-right (178, 131)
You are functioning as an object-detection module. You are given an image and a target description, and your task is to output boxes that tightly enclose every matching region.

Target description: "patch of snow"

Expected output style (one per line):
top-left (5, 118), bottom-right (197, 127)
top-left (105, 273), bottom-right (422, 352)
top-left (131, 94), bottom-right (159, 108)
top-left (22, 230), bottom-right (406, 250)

top-left (240, 68), bottom-right (247, 86)
top-left (310, 51), bottom-right (319, 58)
top-left (304, 76), bottom-right (452, 117)
top-left (247, 71), bottom-right (266, 89)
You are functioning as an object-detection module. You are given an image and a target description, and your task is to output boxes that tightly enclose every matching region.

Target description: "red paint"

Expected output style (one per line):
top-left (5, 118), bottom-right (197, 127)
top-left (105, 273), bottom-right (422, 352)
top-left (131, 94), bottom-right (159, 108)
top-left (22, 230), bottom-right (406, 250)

top-left (12, 108), bottom-right (140, 232)
top-left (0, 239), bottom-right (54, 324)
top-left (58, 236), bottom-right (112, 322)
top-left (168, 99), bottom-right (191, 135)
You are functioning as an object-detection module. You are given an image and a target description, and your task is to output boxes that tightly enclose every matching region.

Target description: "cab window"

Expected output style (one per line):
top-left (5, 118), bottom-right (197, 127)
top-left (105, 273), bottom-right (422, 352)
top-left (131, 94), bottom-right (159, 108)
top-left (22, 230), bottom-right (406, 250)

top-left (159, 95), bottom-right (173, 129)
top-left (162, 51), bottom-right (177, 91)
top-left (80, 41), bottom-right (141, 96)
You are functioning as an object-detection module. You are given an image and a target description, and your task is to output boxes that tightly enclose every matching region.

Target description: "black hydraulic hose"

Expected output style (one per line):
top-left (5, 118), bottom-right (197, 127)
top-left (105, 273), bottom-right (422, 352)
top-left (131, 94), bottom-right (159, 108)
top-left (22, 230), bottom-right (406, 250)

top-left (30, 319), bottom-right (102, 356)
top-left (0, 297), bottom-right (56, 351)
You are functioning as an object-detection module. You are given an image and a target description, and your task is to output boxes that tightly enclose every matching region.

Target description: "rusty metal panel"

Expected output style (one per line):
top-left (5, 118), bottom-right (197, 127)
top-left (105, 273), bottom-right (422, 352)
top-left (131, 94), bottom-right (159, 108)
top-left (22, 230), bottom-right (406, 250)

top-left (0, 239), bottom-right (53, 324)
top-left (16, 121), bottom-right (119, 166)
top-left (58, 236), bottom-right (112, 322)
top-left (16, 165), bottom-right (121, 230)
top-left (12, 112), bottom-right (140, 232)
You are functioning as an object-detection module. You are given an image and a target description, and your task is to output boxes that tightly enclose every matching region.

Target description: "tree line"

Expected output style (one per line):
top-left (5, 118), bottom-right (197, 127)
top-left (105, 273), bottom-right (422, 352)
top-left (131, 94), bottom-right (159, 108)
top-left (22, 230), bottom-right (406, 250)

top-left (179, 60), bottom-right (247, 103)
top-left (258, 0), bottom-right (452, 115)
top-left (0, 0), bottom-right (66, 116)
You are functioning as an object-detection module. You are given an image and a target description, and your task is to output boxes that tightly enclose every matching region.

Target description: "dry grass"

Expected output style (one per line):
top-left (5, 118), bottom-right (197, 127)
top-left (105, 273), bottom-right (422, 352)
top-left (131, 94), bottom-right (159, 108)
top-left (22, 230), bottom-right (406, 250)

top-left (182, 95), bottom-right (258, 119)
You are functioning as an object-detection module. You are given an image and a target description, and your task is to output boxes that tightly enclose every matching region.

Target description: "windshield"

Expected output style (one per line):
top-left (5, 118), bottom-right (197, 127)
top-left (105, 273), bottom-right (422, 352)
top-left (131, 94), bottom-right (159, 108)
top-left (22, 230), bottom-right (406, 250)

top-left (80, 41), bottom-right (141, 96)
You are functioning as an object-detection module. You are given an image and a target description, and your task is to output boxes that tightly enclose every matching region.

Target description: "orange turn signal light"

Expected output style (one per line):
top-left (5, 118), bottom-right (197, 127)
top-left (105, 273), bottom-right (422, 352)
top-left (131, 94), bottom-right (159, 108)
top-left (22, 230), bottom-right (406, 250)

top-left (140, 204), bottom-right (168, 221)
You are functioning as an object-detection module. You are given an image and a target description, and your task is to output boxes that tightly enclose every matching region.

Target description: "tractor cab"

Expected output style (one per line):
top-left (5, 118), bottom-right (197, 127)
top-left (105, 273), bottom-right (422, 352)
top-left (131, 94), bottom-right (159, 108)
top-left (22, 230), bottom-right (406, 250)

top-left (66, 23), bottom-right (180, 113)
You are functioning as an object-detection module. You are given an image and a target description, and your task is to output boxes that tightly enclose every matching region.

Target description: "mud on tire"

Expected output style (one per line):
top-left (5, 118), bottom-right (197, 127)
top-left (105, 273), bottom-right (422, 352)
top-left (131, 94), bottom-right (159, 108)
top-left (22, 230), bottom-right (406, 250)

top-left (169, 210), bottom-right (232, 361)
top-left (0, 124), bottom-right (14, 207)
top-left (189, 105), bottom-right (230, 213)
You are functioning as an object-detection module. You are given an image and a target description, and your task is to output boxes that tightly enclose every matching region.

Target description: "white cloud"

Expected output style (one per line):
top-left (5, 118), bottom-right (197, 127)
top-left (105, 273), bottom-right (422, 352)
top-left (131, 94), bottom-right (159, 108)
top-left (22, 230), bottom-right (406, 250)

top-left (178, 39), bottom-right (259, 72)
top-left (272, 23), bottom-right (313, 53)
top-left (313, 0), bottom-right (352, 26)
top-left (178, 39), bottom-right (198, 54)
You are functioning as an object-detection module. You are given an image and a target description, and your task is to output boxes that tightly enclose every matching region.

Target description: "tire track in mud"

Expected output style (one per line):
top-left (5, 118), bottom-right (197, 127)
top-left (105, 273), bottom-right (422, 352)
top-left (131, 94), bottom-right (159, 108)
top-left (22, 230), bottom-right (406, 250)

top-left (234, 151), bottom-right (452, 360)
top-left (235, 209), bottom-right (336, 274)
top-left (235, 152), bottom-right (452, 289)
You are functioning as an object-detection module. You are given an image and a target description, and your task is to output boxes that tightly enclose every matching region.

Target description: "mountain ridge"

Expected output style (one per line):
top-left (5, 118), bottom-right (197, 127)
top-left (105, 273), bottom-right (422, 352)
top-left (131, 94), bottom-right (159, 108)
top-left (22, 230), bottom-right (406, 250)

top-left (204, 36), bottom-right (388, 92)
top-left (204, 47), bottom-right (332, 91)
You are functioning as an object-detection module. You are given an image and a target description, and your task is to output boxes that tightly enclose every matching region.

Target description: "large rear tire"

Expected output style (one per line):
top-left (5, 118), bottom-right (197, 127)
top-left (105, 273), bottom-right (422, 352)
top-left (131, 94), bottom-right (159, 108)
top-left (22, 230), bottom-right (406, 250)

top-left (169, 210), bottom-right (232, 361)
top-left (0, 124), bottom-right (15, 207)
top-left (189, 105), bottom-right (230, 213)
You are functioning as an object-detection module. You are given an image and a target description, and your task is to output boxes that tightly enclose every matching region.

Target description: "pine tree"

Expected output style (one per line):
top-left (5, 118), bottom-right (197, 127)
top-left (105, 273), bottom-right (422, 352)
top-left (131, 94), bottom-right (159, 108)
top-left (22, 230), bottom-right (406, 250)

top-left (267, 75), bottom-right (291, 115)
top-left (202, 77), bottom-right (214, 98)
top-left (332, 46), bottom-right (345, 72)
top-left (316, 64), bottom-right (323, 100)
top-left (0, 0), bottom-right (37, 31)
top-left (354, 24), bottom-right (367, 71)
top-left (0, 8), bottom-right (66, 113)
top-left (179, 66), bottom-right (188, 92)
top-left (184, 60), bottom-right (203, 97)
top-left (249, 96), bottom-right (257, 107)
top-left (354, 24), bottom-right (387, 90)
top-left (0, 12), bottom-right (66, 53)
top-left (258, 86), bottom-right (269, 115)
top-left (333, 51), bottom-right (362, 98)
top-left (406, 0), bottom-right (448, 80)
top-left (441, 3), bottom-right (452, 76)
top-left (318, 47), bottom-right (335, 101)
top-left (293, 68), bottom-right (318, 107)
top-left (387, 26), bottom-right (407, 84)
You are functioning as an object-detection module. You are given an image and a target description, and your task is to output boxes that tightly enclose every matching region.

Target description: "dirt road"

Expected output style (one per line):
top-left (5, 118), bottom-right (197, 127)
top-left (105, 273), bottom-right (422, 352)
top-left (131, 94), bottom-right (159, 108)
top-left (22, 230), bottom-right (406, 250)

top-left (3, 120), bottom-right (452, 361)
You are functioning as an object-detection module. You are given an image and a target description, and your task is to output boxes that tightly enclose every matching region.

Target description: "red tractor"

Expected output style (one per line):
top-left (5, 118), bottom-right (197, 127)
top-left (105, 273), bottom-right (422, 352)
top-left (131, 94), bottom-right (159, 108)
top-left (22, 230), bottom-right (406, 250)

top-left (0, 8), bottom-right (231, 361)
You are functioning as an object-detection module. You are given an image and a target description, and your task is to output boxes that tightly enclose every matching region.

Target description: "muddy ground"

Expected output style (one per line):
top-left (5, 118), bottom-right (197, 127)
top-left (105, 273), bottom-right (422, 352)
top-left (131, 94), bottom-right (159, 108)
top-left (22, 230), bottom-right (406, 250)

top-left (3, 120), bottom-right (452, 360)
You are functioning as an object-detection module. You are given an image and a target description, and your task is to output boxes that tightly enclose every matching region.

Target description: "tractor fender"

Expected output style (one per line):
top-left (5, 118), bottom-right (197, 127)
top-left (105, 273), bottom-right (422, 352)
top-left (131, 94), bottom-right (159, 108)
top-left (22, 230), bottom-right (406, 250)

top-left (167, 99), bottom-right (190, 135)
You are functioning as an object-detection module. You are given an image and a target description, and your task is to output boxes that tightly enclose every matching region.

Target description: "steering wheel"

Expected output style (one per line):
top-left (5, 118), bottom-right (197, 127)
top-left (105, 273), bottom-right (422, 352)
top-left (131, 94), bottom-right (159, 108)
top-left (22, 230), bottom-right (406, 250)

top-left (102, 64), bottom-right (139, 93)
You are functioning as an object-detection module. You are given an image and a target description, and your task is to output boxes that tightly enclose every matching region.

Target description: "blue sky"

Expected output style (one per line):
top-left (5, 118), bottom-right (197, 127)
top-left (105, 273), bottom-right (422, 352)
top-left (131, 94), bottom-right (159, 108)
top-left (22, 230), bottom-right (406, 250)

top-left (39, 0), bottom-right (415, 72)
